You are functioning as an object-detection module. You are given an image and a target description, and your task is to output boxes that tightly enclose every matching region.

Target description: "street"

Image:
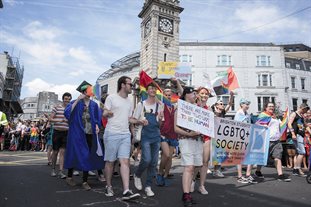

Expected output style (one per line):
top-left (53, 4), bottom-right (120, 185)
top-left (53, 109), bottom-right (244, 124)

top-left (0, 151), bottom-right (310, 207)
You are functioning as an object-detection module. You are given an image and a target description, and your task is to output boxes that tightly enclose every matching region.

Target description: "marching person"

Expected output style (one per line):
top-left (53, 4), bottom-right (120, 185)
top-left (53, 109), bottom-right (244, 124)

top-left (174, 87), bottom-right (202, 207)
top-left (64, 81), bottom-right (104, 190)
top-left (133, 83), bottom-right (164, 197)
top-left (255, 102), bottom-right (291, 181)
top-left (103, 76), bottom-right (140, 200)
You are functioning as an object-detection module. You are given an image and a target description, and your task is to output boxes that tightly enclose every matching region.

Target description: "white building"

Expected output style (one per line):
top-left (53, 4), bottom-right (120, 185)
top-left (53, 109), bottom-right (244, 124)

top-left (20, 97), bottom-right (38, 120)
top-left (97, 42), bottom-right (311, 116)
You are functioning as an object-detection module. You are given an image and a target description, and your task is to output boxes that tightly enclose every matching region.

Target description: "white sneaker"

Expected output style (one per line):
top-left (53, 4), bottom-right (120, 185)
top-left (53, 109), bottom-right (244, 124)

top-left (105, 186), bottom-right (114, 197)
top-left (88, 171), bottom-right (96, 176)
top-left (213, 170), bottom-right (225, 178)
top-left (51, 169), bottom-right (57, 177)
top-left (207, 169), bottom-right (212, 174)
top-left (190, 180), bottom-right (195, 193)
top-left (198, 185), bottom-right (208, 195)
top-left (73, 171), bottom-right (80, 176)
top-left (58, 171), bottom-right (67, 179)
top-left (134, 174), bottom-right (142, 190)
top-left (145, 187), bottom-right (155, 197)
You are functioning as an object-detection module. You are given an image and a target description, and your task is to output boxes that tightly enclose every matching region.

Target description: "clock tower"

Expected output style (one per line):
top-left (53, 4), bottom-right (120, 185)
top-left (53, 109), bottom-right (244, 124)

top-left (138, 0), bottom-right (184, 78)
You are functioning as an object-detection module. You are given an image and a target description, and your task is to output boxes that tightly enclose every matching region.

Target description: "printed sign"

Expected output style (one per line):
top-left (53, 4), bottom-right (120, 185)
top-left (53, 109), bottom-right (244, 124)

top-left (211, 117), bottom-right (270, 166)
top-left (157, 62), bottom-right (192, 81)
top-left (243, 124), bottom-right (270, 165)
top-left (211, 117), bottom-right (252, 166)
top-left (176, 99), bottom-right (214, 137)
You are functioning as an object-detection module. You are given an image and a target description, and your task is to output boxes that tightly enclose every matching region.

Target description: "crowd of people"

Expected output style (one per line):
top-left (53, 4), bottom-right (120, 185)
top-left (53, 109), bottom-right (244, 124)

top-left (0, 76), bottom-right (310, 207)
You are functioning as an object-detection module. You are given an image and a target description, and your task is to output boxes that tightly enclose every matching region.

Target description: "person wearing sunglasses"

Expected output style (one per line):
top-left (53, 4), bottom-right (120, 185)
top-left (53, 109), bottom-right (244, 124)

top-left (211, 91), bottom-right (234, 178)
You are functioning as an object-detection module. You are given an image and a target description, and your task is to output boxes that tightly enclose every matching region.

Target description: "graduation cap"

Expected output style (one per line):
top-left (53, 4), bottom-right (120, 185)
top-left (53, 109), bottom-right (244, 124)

top-left (76, 80), bottom-right (92, 93)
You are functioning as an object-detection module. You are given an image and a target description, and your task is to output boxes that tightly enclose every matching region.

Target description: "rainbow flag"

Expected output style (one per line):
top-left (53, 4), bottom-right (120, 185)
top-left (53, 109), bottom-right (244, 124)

top-left (279, 107), bottom-right (289, 141)
top-left (139, 70), bottom-right (172, 107)
top-left (256, 112), bottom-right (272, 126)
top-left (171, 93), bottom-right (179, 104)
top-left (211, 67), bottom-right (239, 95)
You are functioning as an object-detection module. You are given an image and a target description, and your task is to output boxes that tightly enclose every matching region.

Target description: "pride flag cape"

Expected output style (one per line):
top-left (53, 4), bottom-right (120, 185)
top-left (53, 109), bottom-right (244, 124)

top-left (280, 107), bottom-right (289, 141)
top-left (256, 112), bottom-right (272, 126)
top-left (139, 70), bottom-right (172, 107)
top-left (211, 66), bottom-right (239, 95)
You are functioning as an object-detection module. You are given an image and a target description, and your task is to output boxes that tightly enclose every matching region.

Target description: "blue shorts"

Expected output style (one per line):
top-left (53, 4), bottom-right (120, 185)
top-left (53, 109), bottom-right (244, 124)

top-left (103, 131), bottom-right (131, 162)
top-left (293, 134), bottom-right (306, 155)
top-left (161, 137), bottom-right (179, 147)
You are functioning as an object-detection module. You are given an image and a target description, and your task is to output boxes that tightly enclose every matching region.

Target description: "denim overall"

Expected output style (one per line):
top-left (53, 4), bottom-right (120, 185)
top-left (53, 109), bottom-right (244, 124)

top-left (135, 103), bottom-right (161, 187)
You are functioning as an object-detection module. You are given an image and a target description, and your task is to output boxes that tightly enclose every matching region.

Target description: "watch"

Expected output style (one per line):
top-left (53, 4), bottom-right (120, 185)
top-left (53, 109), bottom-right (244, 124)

top-left (159, 17), bottom-right (173, 34)
top-left (145, 19), bottom-right (151, 37)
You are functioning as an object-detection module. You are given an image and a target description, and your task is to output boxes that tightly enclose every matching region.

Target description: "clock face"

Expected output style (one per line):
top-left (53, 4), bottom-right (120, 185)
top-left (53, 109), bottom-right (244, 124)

top-left (145, 20), bottom-right (151, 37)
top-left (159, 17), bottom-right (173, 34)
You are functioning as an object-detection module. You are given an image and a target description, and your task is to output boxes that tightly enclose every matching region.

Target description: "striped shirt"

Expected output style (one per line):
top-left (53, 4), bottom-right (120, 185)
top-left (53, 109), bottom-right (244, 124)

top-left (51, 105), bottom-right (69, 131)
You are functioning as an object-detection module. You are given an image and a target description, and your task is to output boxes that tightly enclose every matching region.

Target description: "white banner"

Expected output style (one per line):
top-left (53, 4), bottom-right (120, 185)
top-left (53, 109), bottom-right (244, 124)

top-left (176, 99), bottom-right (214, 137)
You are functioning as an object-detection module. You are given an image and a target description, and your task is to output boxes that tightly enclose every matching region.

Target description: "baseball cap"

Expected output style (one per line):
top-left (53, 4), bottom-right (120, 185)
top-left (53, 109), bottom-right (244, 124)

top-left (180, 87), bottom-right (195, 100)
top-left (300, 103), bottom-right (310, 110)
top-left (240, 98), bottom-right (251, 105)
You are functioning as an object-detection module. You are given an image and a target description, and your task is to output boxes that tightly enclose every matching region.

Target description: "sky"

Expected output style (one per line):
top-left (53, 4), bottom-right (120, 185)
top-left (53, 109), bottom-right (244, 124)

top-left (1, 0), bottom-right (311, 99)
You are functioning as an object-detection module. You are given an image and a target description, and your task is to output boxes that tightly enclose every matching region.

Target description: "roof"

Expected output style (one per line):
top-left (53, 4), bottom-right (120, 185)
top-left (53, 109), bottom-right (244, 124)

top-left (179, 42), bottom-right (276, 47)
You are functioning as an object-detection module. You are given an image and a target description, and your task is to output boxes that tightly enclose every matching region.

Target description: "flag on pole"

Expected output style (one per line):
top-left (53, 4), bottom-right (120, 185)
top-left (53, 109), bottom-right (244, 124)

top-left (139, 70), bottom-right (172, 106)
top-left (280, 107), bottom-right (289, 141)
top-left (211, 67), bottom-right (239, 95)
top-left (202, 72), bottom-right (216, 97)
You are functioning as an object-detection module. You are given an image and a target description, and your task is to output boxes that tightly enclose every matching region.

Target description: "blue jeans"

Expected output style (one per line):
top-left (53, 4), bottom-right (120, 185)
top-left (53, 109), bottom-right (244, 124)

top-left (135, 139), bottom-right (160, 187)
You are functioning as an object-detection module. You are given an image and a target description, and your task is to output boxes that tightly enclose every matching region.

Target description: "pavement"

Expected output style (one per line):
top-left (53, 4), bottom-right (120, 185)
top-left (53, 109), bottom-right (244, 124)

top-left (0, 151), bottom-right (311, 207)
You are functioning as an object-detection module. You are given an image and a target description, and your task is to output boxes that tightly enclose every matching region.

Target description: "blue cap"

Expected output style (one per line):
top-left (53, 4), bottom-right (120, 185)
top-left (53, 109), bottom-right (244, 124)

top-left (240, 98), bottom-right (250, 105)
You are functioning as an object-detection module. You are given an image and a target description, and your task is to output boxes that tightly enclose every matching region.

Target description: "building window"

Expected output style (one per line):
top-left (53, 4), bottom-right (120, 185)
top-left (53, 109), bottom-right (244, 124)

top-left (101, 84), bottom-right (108, 94)
top-left (291, 77), bottom-right (296, 89)
top-left (295, 64), bottom-right (300, 70)
top-left (256, 55), bottom-right (271, 66)
top-left (292, 98), bottom-right (298, 111)
top-left (302, 99), bottom-right (308, 104)
top-left (180, 54), bottom-right (192, 63)
top-left (301, 78), bottom-right (305, 90)
top-left (217, 95), bottom-right (235, 111)
top-left (217, 55), bottom-right (231, 66)
top-left (257, 96), bottom-right (275, 111)
top-left (286, 62), bottom-right (291, 68)
top-left (258, 73), bottom-right (273, 87)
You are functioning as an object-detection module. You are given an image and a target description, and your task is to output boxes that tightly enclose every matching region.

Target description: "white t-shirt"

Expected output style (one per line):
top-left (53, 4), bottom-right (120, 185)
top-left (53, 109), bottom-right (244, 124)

top-left (268, 118), bottom-right (281, 141)
top-left (133, 101), bottom-right (163, 122)
top-left (105, 94), bottom-right (133, 133)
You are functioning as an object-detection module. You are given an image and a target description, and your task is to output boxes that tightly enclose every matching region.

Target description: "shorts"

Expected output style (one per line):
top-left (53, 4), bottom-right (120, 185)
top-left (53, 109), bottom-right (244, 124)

top-left (52, 130), bottom-right (68, 150)
top-left (269, 141), bottom-right (283, 160)
top-left (161, 137), bottom-right (179, 147)
top-left (103, 130), bottom-right (131, 162)
top-left (179, 138), bottom-right (203, 166)
top-left (293, 134), bottom-right (306, 155)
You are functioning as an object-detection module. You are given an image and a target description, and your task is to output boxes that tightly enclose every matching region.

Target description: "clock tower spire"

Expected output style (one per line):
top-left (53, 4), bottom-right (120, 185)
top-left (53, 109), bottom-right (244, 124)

top-left (138, 0), bottom-right (184, 78)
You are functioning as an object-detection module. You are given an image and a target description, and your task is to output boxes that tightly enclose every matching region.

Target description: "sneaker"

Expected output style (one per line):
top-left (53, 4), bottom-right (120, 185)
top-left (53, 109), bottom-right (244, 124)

top-left (163, 177), bottom-right (170, 187)
top-left (73, 171), bottom-right (80, 176)
top-left (246, 175), bottom-right (258, 184)
top-left (122, 190), bottom-right (140, 200)
top-left (98, 174), bottom-right (106, 182)
top-left (134, 174), bottom-right (142, 190)
top-left (207, 169), bottom-right (212, 174)
top-left (292, 169), bottom-right (299, 176)
top-left (105, 186), bottom-right (114, 197)
top-left (51, 169), bottom-right (57, 177)
top-left (88, 171), bottom-right (96, 176)
top-left (237, 176), bottom-right (249, 184)
top-left (278, 174), bottom-right (291, 182)
top-left (182, 193), bottom-right (193, 207)
top-left (254, 171), bottom-right (264, 178)
top-left (156, 174), bottom-right (164, 186)
top-left (58, 171), bottom-right (67, 179)
top-left (66, 177), bottom-right (76, 186)
top-left (82, 182), bottom-right (91, 191)
top-left (213, 170), bottom-right (225, 178)
top-left (298, 169), bottom-right (307, 177)
top-left (198, 185), bottom-right (208, 195)
top-left (145, 187), bottom-right (155, 197)
top-left (190, 180), bottom-right (195, 193)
